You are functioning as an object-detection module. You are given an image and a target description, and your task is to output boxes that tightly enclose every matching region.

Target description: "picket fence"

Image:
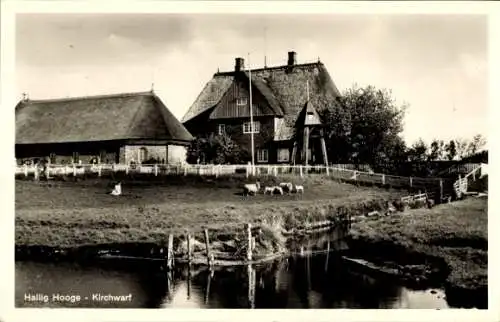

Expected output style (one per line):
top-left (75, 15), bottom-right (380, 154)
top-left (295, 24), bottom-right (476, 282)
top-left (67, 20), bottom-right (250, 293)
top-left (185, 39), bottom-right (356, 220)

top-left (15, 162), bottom-right (445, 191)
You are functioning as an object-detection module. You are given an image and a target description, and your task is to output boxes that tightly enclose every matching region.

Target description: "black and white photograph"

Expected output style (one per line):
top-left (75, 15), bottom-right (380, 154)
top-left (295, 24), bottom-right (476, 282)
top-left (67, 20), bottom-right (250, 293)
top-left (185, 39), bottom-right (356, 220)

top-left (2, 1), bottom-right (498, 321)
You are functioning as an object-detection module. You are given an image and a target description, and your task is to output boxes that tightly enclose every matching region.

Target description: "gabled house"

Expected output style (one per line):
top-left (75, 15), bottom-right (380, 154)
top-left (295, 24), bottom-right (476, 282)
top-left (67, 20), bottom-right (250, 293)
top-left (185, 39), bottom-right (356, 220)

top-left (182, 51), bottom-right (342, 165)
top-left (15, 91), bottom-right (193, 165)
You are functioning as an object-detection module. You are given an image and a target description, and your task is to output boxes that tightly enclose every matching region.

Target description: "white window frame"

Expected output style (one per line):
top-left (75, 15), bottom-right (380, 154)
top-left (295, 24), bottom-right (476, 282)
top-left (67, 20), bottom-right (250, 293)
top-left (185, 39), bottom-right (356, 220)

top-left (243, 121), bottom-right (260, 134)
top-left (218, 124), bottom-right (226, 135)
top-left (257, 149), bottom-right (269, 163)
top-left (277, 148), bottom-right (290, 162)
top-left (236, 97), bottom-right (248, 106)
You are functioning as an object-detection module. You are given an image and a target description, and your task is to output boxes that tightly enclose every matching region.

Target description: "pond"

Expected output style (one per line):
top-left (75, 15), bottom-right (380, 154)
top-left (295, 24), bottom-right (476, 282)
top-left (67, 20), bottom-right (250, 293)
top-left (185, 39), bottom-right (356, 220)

top-left (15, 232), bottom-right (450, 309)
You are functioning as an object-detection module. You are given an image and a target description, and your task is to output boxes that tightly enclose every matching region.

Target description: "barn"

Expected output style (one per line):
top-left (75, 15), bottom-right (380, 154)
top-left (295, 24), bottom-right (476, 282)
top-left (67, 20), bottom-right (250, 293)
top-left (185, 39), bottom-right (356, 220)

top-left (15, 91), bottom-right (193, 165)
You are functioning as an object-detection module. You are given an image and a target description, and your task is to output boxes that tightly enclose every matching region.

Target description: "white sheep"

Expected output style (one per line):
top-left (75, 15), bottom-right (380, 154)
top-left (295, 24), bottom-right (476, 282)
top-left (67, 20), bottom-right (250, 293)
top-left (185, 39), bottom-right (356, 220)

top-left (294, 185), bottom-right (304, 194)
top-left (273, 186), bottom-right (284, 195)
top-left (243, 181), bottom-right (261, 196)
top-left (279, 182), bottom-right (293, 194)
top-left (110, 182), bottom-right (122, 196)
top-left (263, 186), bottom-right (275, 195)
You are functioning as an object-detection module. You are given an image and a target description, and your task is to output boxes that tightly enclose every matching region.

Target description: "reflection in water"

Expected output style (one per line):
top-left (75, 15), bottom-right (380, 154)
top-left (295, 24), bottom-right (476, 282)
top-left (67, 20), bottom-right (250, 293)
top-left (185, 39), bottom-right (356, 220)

top-left (15, 230), bottom-right (450, 309)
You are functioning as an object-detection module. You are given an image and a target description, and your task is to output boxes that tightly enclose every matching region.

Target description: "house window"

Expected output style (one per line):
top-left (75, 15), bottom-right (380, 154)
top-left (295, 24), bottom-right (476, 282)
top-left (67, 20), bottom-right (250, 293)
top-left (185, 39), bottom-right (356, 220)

top-left (218, 124), bottom-right (226, 135)
top-left (277, 148), bottom-right (290, 162)
top-left (243, 121), bottom-right (260, 134)
top-left (236, 97), bottom-right (248, 106)
top-left (257, 149), bottom-right (269, 163)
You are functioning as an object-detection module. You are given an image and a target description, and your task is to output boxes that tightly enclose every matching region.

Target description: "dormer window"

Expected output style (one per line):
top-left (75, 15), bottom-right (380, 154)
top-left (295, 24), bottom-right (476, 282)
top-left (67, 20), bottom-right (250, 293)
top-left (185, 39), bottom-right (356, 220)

top-left (307, 112), bottom-right (315, 121)
top-left (236, 98), bottom-right (248, 106)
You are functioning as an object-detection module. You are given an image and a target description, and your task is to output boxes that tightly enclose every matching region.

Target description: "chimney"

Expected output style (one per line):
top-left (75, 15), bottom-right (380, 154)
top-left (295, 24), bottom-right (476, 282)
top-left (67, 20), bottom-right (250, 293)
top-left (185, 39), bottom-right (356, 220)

top-left (235, 57), bottom-right (245, 72)
top-left (288, 51), bottom-right (297, 66)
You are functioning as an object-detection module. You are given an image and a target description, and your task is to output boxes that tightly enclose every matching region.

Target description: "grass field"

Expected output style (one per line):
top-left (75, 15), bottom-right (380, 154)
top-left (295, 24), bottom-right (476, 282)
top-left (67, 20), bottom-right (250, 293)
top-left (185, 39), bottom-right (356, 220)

top-left (350, 197), bottom-right (488, 297)
top-left (15, 175), bottom-right (404, 247)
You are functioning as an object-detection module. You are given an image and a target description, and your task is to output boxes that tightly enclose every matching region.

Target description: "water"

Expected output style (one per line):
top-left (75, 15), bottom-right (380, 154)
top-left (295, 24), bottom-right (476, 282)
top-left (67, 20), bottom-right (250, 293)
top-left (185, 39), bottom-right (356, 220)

top-left (15, 243), bottom-right (450, 309)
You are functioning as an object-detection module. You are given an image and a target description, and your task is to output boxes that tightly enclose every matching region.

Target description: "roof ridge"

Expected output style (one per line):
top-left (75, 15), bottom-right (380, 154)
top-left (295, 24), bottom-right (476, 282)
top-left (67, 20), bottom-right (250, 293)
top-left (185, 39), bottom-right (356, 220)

top-left (20, 91), bottom-right (154, 104)
top-left (215, 62), bottom-right (323, 76)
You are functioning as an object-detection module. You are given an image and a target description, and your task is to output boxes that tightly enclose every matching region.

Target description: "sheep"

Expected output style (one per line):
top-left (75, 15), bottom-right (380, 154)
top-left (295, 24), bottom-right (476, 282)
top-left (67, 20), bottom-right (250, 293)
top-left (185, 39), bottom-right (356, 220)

top-left (263, 186), bottom-right (275, 195)
top-left (243, 181), bottom-right (261, 196)
top-left (294, 185), bottom-right (304, 194)
top-left (110, 181), bottom-right (122, 196)
top-left (273, 186), bottom-right (284, 195)
top-left (279, 182), bottom-right (293, 194)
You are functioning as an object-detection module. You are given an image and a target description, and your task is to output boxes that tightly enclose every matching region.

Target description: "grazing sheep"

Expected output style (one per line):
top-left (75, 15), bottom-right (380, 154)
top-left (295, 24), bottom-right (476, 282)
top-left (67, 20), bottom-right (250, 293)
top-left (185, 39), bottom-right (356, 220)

top-left (273, 186), bottom-right (284, 195)
top-left (110, 182), bottom-right (122, 196)
top-left (243, 181), bottom-right (261, 196)
top-left (279, 182), bottom-right (293, 194)
top-left (263, 186), bottom-right (275, 195)
top-left (295, 185), bottom-right (304, 194)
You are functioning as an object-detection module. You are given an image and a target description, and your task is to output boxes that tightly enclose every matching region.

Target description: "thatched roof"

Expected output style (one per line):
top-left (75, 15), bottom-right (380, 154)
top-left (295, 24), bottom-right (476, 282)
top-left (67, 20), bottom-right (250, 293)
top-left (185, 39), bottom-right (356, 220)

top-left (16, 91), bottom-right (193, 145)
top-left (182, 59), bottom-right (341, 141)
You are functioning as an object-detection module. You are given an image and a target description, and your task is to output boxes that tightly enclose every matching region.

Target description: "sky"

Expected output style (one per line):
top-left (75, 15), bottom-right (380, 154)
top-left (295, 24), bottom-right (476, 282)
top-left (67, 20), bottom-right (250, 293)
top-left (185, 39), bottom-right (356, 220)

top-left (16, 13), bottom-right (488, 146)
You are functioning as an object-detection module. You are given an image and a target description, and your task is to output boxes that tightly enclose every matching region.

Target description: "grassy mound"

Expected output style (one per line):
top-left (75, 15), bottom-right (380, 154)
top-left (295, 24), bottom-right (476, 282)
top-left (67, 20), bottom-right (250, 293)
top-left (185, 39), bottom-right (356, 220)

top-left (348, 197), bottom-right (487, 307)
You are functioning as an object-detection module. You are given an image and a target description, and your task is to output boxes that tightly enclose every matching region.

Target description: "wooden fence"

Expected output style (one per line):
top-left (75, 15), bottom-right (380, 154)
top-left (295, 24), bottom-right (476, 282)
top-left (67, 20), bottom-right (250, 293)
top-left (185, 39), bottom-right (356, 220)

top-left (15, 162), bottom-right (447, 192)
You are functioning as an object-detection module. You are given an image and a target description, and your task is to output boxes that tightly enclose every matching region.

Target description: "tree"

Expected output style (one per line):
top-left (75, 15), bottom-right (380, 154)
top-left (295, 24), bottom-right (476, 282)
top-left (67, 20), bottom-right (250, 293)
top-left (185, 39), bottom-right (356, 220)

top-left (454, 138), bottom-right (469, 160)
top-left (320, 84), bottom-right (407, 172)
top-left (466, 134), bottom-right (487, 157)
top-left (186, 133), bottom-right (247, 164)
top-left (429, 139), bottom-right (446, 161)
top-left (445, 140), bottom-right (457, 161)
top-left (407, 139), bottom-right (428, 162)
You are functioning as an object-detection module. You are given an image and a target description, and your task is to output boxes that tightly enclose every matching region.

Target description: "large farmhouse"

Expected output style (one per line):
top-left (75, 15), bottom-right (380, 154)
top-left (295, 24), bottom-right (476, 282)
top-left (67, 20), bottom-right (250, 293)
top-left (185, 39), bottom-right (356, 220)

top-left (182, 51), bottom-right (342, 165)
top-left (15, 91), bottom-right (193, 165)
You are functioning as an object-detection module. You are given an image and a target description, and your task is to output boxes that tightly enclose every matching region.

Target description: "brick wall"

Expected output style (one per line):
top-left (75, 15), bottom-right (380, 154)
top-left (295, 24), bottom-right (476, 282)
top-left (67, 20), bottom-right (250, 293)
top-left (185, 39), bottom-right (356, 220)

top-left (121, 145), bottom-right (168, 164)
top-left (167, 145), bottom-right (187, 164)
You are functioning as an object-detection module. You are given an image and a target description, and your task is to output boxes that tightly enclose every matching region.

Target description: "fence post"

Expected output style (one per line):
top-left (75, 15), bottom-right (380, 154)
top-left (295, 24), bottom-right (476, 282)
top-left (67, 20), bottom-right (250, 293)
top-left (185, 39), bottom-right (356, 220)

top-left (382, 174), bottom-right (386, 185)
top-left (204, 229), bottom-right (212, 267)
top-left (73, 164), bottom-right (77, 177)
top-left (326, 166), bottom-right (329, 176)
top-left (409, 177), bottom-right (413, 188)
top-left (98, 164), bottom-right (102, 177)
top-left (246, 223), bottom-right (252, 262)
top-left (299, 165), bottom-right (303, 177)
top-left (154, 164), bottom-right (158, 176)
top-left (439, 179), bottom-right (443, 202)
top-left (125, 164), bottom-right (129, 175)
top-left (187, 233), bottom-right (192, 264)
top-left (353, 170), bottom-right (357, 181)
top-left (184, 165), bottom-right (187, 176)
top-left (24, 164), bottom-right (28, 177)
top-left (167, 234), bottom-right (174, 269)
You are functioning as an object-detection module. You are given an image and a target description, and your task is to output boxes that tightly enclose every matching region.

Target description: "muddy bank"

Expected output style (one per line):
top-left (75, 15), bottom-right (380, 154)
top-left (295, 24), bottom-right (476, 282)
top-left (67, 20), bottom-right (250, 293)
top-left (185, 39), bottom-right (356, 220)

top-left (346, 197), bottom-right (488, 309)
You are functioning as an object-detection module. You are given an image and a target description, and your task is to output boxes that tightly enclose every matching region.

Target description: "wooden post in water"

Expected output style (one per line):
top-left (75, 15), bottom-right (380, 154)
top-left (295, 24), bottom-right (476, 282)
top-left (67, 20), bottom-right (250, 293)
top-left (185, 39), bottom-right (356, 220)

top-left (205, 269), bottom-right (214, 304)
top-left (246, 223), bottom-right (253, 262)
top-left (187, 233), bottom-right (192, 264)
top-left (187, 265), bottom-right (192, 300)
top-left (247, 264), bottom-right (256, 309)
top-left (325, 239), bottom-right (330, 272)
top-left (438, 179), bottom-right (443, 202)
top-left (204, 229), bottom-right (212, 267)
top-left (167, 234), bottom-right (174, 269)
